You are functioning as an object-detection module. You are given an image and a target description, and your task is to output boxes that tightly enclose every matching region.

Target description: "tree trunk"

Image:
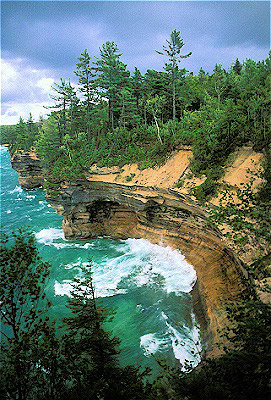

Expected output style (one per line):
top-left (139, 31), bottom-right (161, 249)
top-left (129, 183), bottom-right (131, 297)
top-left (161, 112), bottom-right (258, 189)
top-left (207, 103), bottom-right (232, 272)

top-left (153, 112), bottom-right (163, 144)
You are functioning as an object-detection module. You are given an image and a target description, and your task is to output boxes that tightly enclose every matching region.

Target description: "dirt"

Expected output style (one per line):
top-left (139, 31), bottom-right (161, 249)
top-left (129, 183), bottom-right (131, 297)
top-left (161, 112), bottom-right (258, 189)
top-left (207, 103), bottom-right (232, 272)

top-left (85, 144), bottom-right (266, 268)
top-left (86, 145), bottom-right (264, 198)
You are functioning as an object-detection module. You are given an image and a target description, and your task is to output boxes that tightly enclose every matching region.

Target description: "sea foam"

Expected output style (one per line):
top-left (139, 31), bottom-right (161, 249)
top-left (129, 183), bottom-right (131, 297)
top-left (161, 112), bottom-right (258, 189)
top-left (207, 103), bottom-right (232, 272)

top-left (140, 311), bottom-right (201, 369)
top-left (9, 185), bottom-right (23, 194)
top-left (35, 228), bottom-right (65, 244)
top-left (53, 237), bottom-right (197, 301)
top-left (35, 228), bottom-right (94, 250)
top-left (161, 311), bottom-right (201, 367)
top-left (117, 238), bottom-right (197, 294)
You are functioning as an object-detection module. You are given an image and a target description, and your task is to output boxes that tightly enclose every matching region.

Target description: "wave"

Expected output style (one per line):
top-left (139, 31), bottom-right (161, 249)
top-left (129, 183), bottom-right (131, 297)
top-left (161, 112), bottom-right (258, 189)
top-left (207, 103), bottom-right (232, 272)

top-left (140, 311), bottom-right (201, 368)
top-left (117, 238), bottom-right (197, 294)
top-left (9, 185), bottom-right (23, 194)
top-left (35, 228), bottom-right (94, 250)
top-left (35, 228), bottom-right (65, 244)
top-left (140, 333), bottom-right (169, 356)
top-left (54, 280), bottom-right (74, 297)
top-left (161, 311), bottom-right (201, 367)
top-left (53, 238), bottom-right (197, 302)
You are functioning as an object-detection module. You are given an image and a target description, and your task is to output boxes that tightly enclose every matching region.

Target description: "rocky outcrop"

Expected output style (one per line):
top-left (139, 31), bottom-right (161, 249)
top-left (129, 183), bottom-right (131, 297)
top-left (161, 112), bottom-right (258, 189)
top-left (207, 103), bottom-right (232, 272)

top-left (10, 150), bottom-right (44, 189)
top-left (10, 149), bottom-right (249, 352)
top-left (48, 179), bottom-right (248, 351)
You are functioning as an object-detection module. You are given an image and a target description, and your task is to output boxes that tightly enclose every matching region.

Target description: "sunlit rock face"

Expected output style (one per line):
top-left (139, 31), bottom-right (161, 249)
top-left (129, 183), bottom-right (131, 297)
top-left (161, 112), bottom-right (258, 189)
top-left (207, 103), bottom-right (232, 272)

top-left (10, 150), bottom-right (44, 189)
top-left (47, 180), bottom-right (248, 352)
top-left (11, 149), bottom-right (248, 353)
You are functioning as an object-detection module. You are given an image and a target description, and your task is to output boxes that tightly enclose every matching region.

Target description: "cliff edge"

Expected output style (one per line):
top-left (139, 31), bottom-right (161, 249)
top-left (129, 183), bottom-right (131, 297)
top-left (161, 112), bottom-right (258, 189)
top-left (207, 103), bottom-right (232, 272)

top-left (11, 146), bottom-right (262, 353)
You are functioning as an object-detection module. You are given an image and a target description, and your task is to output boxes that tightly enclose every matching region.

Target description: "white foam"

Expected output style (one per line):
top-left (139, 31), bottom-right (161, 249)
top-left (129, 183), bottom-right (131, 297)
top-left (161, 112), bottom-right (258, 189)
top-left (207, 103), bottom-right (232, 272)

top-left (119, 238), bottom-right (197, 294)
top-left (54, 277), bottom-right (126, 298)
top-left (53, 238), bottom-right (197, 298)
top-left (54, 280), bottom-right (73, 296)
top-left (35, 228), bottom-right (65, 245)
top-left (140, 312), bottom-right (201, 367)
top-left (26, 194), bottom-right (36, 200)
top-left (140, 333), bottom-right (169, 356)
top-left (10, 185), bottom-right (23, 194)
top-left (161, 311), bottom-right (201, 368)
top-left (35, 228), bottom-right (94, 249)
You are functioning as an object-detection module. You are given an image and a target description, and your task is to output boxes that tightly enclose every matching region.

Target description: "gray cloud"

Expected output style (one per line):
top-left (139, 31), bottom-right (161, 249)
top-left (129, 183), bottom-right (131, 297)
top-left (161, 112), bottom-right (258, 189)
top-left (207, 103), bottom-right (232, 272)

top-left (1, 1), bottom-right (270, 124)
top-left (2, 1), bottom-right (269, 71)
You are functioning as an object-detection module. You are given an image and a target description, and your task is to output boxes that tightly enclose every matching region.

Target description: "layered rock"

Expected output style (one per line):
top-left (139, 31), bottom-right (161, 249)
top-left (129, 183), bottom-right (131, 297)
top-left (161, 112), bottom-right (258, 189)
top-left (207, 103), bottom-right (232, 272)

top-left (10, 149), bottom-right (249, 352)
top-left (10, 150), bottom-right (44, 189)
top-left (48, 179), bottom-right (248, 350)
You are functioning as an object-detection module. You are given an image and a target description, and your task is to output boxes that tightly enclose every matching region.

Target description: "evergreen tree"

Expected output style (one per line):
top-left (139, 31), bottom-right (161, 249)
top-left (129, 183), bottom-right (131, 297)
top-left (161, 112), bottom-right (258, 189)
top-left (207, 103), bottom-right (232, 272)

top-left (156, 29), bottom-right (192, 132)
top-left (14, 117), bottom-right (28, 150)
top-left (35, 115), bottom-right (62, 167)
top-left (94, 41), bottom-right (130, 131)
top-left (49, 78), bottom-right (81, 141)
top-left (57, 263), bottom-right (151, 399)
top-left (0, 229), bottom-right (64, 399)
top-left (232, 58), bottom-right (242, 75)
top-left (131, 67), bottom-right (144, 117)
top-left (74, 49), bottom-right (97, 142)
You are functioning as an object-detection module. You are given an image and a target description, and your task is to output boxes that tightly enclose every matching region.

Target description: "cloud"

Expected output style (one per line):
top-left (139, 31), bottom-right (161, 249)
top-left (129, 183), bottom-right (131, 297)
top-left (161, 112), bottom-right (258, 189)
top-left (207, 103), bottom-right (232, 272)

top-left (183, 34), bottom-right (270, 73)
top-left (1, 58), bottom-right (56, 124)
top-left (2, 1), bottom-right (269, 74)
top-left (36, 77), bottom-right (55, 94)
top-left (1, 1), bottom-right (269, 124)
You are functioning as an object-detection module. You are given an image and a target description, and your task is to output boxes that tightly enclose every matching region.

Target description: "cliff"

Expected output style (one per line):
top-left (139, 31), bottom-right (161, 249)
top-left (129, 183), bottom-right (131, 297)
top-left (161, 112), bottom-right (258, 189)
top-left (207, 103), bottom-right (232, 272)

top-left (47, 178), bottom-right (247, 351)
top-left (11, 147), bottom-right (259, 353)
top-left (10, 149), bottom-right (44, 189)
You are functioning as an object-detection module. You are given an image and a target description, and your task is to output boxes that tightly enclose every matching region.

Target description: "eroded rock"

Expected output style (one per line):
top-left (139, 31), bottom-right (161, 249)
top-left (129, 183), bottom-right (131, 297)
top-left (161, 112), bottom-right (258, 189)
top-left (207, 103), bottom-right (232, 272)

top-left (10, 150), bottom-right (44, 189)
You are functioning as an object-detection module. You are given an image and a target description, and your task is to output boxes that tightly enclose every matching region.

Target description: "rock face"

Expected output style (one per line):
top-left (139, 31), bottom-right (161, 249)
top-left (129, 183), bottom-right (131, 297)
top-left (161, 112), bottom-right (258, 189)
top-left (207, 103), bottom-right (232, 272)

top-left (10, 150), bottom-right (44, 189)
top-left (10, 149), bottom-right (249, 352)
top-left (48, 179), bottom-right (248, 350)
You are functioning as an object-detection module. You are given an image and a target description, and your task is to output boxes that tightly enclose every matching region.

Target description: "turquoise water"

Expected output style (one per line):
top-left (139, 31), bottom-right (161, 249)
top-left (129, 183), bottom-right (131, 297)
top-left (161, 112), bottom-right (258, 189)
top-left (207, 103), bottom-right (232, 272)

top-left (0, 145), bottom-right (201, 376)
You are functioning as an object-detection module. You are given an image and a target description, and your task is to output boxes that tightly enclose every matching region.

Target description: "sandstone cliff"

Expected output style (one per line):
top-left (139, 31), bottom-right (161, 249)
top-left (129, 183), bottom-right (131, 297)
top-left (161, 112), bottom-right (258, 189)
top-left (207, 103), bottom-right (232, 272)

top-left (10, 149), bottom-right (44, 189)
top-left (11, 147), bottom-right (262, 353)
top-left (47, 178), bottom-right (248, 351)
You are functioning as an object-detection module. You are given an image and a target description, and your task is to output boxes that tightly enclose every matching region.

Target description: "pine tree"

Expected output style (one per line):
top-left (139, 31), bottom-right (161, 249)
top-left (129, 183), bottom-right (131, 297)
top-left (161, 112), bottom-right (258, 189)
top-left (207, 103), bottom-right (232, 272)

top-left (94, 41), bottom-right (130, 131)
top-left (156, 29), bottom-right (192, 132)
top-left (49, 78), bottom-right (80, 141)
top-left (232, 58), bottom-right (242, 75)
top-left (0, 230), bottom-right (64, 399)
top-left (74, 49), bottom-right (97, 143)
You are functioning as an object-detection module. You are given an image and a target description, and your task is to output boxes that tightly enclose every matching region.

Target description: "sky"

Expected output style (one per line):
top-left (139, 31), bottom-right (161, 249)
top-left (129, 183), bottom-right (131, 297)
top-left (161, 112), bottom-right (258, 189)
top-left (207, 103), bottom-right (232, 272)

top-left (1, 0), bottom-right (270, 125)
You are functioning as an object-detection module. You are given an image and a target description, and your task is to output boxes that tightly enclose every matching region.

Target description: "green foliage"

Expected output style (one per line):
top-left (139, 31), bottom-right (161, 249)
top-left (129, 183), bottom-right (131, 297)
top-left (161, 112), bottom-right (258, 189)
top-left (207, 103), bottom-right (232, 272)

top-left (175, 178), bottom-right (184, 188)
top-left (192, 167), bottom-right (224, 202)
top-left (0, 125), bottom-right (16, 146)
top-left (3, 40), bottom-right (270, 195)
top-left (0, 231), bottom-right (151, 399)
top-left (125, 173), bottom-right (136, 182)
top-left (156, 29), bottom-right (192, 130)
top-left (0, 229), bottom-right (64, 399)
top-left (93, 41), bottom-right (131, 131)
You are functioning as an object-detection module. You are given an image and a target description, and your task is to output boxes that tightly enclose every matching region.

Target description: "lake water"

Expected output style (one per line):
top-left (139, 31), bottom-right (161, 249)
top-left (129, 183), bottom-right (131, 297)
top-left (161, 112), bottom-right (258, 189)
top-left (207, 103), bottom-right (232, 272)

top-left (0, 145), bottom-right (201, 376)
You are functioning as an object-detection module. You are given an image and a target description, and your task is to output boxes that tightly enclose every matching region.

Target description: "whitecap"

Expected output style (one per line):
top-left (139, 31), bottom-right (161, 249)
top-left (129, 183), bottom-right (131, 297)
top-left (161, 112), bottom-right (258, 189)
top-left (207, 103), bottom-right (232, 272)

top-left (161, 311), bottom-right (201, 368)
top-left (35, 228), bottom-right (65, 245)
top-left (26, 194), bottom-right (36, 200)
top-left (9, 185), bottom-right (23, 194)
top-left (55, 238), bottom-right (197, 298)
top-left (54, 280), bottom-right (73, 297)
top-left (140, 333), bottom-right (169, 357)
top-left (74, 242), bottom-right (94, 249)
top-left (54, 275), bottom-right (126, 298)
top-left (118, 238), bottom-right (197, 294)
